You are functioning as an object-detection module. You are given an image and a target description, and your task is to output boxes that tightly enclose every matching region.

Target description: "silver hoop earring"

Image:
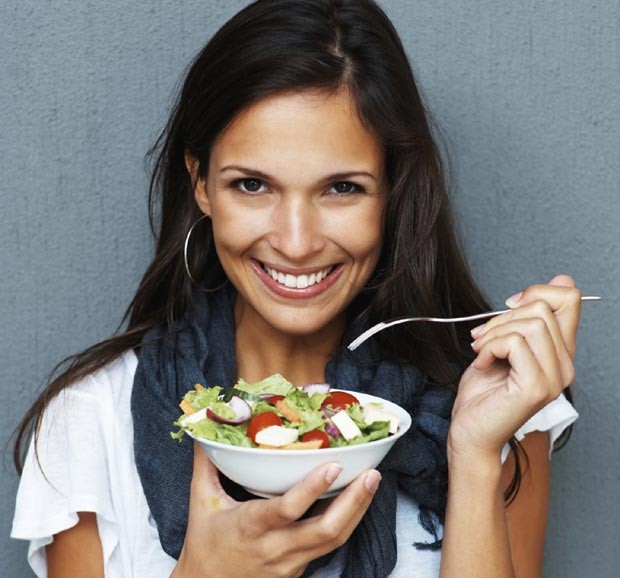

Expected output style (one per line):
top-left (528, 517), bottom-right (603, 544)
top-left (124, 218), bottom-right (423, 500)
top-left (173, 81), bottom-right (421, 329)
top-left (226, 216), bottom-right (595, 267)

top-left (183, 214), bottom-right (229, 293)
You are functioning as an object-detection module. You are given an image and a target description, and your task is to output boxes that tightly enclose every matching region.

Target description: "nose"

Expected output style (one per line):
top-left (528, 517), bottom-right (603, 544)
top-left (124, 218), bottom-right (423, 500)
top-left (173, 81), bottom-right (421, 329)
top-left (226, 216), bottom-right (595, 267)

top-left (268, 195), bottom-right (325, 262)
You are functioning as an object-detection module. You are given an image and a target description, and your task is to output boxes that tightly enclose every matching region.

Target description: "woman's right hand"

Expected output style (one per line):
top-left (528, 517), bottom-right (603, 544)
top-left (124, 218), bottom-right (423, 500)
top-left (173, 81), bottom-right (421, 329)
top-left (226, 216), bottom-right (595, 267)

top-left (170, 442), bottom-right (381, 578)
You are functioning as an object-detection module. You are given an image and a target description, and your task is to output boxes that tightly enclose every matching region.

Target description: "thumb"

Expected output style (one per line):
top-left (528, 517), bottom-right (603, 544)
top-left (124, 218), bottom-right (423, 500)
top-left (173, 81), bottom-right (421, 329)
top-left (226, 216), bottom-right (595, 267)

top-left (548, 274), bottom-right (576, 288)
top-left (190, 441), bottom-right (237, 511)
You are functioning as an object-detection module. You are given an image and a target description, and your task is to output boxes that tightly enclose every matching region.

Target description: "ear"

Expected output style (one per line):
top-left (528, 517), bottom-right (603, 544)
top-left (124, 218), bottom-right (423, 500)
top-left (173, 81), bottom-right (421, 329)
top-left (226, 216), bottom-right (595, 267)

top-left (185, 149), bottom-right (211, 217)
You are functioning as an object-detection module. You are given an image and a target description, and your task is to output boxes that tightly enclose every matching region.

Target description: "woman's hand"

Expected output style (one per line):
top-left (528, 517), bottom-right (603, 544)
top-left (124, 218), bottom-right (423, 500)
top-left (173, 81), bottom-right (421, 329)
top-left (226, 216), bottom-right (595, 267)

top-left (447, 274), bottom-right (582, 461)
top-left (170, 442), bottom-right (381, 578)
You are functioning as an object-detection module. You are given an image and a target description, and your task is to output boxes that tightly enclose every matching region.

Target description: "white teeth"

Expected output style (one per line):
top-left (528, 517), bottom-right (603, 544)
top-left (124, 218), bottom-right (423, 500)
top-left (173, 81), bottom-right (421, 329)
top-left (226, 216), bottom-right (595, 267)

top-left (263, 264), bottom-right (334, 289)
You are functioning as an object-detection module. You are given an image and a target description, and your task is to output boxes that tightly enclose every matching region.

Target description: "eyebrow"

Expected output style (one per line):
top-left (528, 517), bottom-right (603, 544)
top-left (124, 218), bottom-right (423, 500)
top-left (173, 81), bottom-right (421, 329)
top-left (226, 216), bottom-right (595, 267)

top-left (219, 164), bottom-right (378, 183)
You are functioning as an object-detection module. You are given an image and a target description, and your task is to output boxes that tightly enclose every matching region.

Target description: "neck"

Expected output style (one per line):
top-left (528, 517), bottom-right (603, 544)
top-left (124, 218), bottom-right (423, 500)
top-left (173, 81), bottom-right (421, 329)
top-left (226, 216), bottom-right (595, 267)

top-left (233, 297), bottom-right (346, 387)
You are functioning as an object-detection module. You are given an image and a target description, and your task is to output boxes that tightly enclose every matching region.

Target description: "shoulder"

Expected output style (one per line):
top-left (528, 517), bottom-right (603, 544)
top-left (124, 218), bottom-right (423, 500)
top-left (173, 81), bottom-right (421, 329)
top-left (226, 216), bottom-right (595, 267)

top-left (41, 349), bottom-right (138, 432)
top-left (11, 349), bottom-right (169, 576)
top-left (13, 349), bottom-right (139, 527)
top-left (66, 348), bottom-right (138, 402)
top-left (21, 348), bottom-right (140, 482)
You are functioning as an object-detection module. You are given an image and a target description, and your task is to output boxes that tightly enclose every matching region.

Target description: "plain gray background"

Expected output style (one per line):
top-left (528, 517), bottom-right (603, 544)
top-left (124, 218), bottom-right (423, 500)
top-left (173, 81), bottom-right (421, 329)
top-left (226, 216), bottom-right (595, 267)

top-left (1, 0), bottom-right (618, 576)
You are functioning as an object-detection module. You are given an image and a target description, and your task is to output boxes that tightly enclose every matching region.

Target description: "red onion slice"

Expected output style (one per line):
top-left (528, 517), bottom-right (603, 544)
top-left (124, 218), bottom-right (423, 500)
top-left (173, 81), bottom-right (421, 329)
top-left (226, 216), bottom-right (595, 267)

top-left (206, 396), bottom-right (252, 425)
top-left (322, 406), bottom-right (336, 419)
top-left (324, 421), bottom-right (341, 439)
top-left (302, 383), bottom-right (331, 395)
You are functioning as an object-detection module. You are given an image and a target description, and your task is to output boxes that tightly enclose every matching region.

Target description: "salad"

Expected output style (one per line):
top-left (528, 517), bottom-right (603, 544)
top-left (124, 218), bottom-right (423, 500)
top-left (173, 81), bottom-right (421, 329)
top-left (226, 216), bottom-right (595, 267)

top-left (171, 374), bottom-right (400, 449)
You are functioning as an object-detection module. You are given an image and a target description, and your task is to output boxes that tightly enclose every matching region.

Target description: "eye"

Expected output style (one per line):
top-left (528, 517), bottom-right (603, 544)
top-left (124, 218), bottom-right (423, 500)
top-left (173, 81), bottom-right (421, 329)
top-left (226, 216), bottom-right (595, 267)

top-left (231, 178), bottom-right (266, 194)
top-left (330, 181), bottom-right (365, 195)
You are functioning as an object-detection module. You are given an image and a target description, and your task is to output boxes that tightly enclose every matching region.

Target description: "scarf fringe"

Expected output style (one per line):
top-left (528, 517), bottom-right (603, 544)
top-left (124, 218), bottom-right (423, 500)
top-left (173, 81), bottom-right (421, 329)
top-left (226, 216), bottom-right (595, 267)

top-left (413, 507), bottom-right (444, 551)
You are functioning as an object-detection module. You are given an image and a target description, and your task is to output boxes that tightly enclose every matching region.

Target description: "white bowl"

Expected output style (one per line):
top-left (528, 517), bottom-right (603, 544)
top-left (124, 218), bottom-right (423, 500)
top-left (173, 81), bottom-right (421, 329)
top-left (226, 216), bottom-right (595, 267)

top-left (188, 390), bottom-right (412, 498)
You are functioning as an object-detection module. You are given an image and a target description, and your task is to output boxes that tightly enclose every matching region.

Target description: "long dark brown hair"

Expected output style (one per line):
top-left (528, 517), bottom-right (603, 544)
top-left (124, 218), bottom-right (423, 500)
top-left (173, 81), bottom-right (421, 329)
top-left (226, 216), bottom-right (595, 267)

top-left (12, 0), bottom-right (571, 504)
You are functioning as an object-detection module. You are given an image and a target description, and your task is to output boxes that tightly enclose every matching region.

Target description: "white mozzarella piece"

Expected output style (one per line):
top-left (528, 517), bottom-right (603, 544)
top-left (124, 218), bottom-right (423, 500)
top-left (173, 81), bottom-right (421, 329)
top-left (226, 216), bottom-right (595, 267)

top-left (331, 410), bottom-right (362, 441)
top-left (181, 407), bottom-right (208, 425)
top-left (255, 425), bottom-right (299, 447)
top-left (362, 405), bottom-right (399, 434)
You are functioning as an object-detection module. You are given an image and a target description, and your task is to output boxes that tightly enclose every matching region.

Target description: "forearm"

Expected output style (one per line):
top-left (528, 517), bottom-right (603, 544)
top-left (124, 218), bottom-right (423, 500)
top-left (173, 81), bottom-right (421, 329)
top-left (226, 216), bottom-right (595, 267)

top-left (439, 451), bottom-right (515, 578)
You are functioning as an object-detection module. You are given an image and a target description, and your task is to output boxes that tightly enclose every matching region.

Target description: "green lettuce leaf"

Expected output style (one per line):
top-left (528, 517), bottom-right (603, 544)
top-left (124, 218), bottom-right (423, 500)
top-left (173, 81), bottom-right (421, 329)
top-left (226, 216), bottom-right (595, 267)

top-left (185, 416), bottom-right (254, 447)
top-left (185, 385), bottom-right (224, 410)
top-left (297, 409), bottom-right (327, 436)
top-left (329, 420), bottom-right (391, 447)
top-left (206, 401), bottom-right (236, 421)
top-left (235, 374), bottom-right (294, 396)
top-left (251, 400), bottom-right (280, 416)
top-left (343, 403), bottom-right (366, 428)
top-left (285, 387), bottom-right (327, 413)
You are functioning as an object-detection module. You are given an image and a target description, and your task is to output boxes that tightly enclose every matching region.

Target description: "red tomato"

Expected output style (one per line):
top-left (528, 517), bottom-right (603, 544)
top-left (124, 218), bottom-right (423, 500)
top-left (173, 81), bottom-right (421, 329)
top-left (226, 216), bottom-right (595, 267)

top-left (266, 395), bottom-right (285, 405)
top-left (246, 412), bottom-right (283, 443)
top-left (301, 430), bottom-right (330, 449)
top-left (321, 391), bottom-right (359, 411)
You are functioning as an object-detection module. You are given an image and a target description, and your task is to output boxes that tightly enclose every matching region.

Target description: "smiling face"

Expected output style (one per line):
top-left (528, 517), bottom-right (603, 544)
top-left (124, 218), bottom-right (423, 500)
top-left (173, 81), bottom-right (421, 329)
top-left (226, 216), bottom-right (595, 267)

top-left (190, 87), bottom-right (385, 340)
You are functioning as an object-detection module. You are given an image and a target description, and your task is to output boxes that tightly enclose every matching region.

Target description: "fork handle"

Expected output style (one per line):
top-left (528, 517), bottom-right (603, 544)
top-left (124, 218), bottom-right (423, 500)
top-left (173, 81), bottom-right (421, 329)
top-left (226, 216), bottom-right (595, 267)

top-left (348, 295), bottom-right (602, 351)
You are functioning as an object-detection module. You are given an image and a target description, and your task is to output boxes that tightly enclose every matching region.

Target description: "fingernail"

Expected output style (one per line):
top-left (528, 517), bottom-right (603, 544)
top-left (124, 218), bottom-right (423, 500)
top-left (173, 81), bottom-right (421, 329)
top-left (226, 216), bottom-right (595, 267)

top-left (325, 463), bottom-right (343, 484)
top-left (470, 323), bottom-right (486, 338)
top-left (470, 339), bottom-right (479, 350)
top-left (364, 470), bottom-right (381, 494)
top-left (505, 291), bottom-right (523, 307)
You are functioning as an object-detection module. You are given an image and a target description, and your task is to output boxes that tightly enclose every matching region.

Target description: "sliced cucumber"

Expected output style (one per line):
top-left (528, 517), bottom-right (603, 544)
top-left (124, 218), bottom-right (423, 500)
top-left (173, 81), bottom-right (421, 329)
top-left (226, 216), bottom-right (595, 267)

top-left (222, 387), bottom-right (263, 404)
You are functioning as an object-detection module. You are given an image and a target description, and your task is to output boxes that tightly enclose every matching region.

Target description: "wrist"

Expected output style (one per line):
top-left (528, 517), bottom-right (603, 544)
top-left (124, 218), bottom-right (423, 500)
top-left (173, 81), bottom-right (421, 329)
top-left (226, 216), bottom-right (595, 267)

top-left (446, 440), bottom-right (503, 482)
top-left (447, 432), bottom-right (503, 466)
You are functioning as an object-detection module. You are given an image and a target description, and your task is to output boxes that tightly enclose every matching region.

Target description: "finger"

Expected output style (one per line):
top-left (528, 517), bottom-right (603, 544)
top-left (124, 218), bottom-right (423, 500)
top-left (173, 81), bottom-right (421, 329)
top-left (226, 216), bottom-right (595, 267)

top-left (472, 318), bottom-right (566, 390)
top-left (190, 441), bottom-right (237, 511)
top-left (473, 332), bottom-right (562, 406)
top-left (253, 462), bottom-right (344, 532)
top-left (288, 469), bottom-right (380, 557)
top-left (548, 274), bottom-right (576, 288)
top-left (501, 276), bottom-right (581, 357)
top-left (305, 496), bottom-right (335, 519)
top-left (472, 302), bottom-right (574, 387)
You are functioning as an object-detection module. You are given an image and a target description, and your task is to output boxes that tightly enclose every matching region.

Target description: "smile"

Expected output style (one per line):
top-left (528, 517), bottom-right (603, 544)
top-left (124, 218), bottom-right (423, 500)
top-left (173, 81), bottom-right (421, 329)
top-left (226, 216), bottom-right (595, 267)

top-left (251, 259), bottom-right (343, 299)
top-left (262, 264), bottom-right (335, 289)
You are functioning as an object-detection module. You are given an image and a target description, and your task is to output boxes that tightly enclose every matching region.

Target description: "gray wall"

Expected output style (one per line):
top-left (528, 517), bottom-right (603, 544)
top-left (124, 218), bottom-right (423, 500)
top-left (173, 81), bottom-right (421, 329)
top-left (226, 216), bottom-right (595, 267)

top-left (1, 1), bottom-right (618, 576)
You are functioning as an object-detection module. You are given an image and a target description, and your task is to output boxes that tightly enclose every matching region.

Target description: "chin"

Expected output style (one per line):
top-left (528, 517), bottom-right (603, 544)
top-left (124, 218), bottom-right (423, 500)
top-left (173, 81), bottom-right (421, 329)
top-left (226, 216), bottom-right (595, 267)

top-left (256, 304), bottom-right (344, 338)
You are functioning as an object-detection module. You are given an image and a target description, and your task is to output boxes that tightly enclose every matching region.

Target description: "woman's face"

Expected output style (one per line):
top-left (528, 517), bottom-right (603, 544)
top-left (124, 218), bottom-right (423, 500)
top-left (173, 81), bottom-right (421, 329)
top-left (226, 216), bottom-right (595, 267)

top-left (192, 87), bottom-right (385, 338)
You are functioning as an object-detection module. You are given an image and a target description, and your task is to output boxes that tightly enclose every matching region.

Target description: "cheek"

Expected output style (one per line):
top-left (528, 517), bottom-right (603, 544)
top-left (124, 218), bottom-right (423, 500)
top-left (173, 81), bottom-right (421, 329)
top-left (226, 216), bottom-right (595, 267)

top-left (208, 196), bottom-right (261, 254)
top-left (211, 220), bottom-right (251, 263)
top-left (331, 205), bottom-right (384, 262)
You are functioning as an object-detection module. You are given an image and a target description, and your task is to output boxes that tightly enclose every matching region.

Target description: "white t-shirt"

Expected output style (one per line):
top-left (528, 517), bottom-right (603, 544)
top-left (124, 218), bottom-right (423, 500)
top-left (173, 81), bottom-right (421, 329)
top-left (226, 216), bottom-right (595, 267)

top-left (11, 350), bottom-right (579, 578)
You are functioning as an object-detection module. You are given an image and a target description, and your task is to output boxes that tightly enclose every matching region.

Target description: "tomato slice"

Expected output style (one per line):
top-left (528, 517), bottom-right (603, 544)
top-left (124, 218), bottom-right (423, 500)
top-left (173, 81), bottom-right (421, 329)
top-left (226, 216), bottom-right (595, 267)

top-left (321, 391), bottom-right (359, 411)
top-left (301, 430), bottom-right (330, 449)
top-left (246, 412), bottom-right (283, 443)
top-left (266, 395), bottom-right (285, 405)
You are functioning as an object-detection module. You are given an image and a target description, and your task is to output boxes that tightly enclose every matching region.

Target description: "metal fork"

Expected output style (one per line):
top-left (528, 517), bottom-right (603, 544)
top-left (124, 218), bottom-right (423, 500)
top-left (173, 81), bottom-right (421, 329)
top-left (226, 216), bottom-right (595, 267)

top-left (347, 295), bottom-right (602, 351)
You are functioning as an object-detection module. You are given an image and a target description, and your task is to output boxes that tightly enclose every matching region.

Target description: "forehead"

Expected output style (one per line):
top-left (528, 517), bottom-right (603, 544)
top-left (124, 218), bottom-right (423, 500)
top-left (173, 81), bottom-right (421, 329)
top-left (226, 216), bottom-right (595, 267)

top-left (210, 88), bottom-right (383, 178)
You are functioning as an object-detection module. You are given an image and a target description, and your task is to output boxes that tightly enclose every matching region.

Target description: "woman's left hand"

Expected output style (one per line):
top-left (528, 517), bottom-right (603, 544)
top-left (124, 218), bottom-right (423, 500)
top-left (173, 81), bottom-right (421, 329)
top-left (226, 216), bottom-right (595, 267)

top-left (447, 274), bottom-right (582, 461)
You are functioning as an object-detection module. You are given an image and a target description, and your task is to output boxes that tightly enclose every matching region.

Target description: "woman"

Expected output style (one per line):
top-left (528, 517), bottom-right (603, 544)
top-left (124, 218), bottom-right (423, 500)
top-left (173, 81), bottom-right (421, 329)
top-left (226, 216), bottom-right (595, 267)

top-left (11, 1), bottom-right (581, 577)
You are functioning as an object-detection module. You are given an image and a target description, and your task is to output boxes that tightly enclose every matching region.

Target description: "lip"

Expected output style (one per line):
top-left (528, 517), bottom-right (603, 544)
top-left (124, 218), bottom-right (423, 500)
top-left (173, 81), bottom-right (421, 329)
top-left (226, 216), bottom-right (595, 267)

top-left (250, 259), bottom-right (344, 299)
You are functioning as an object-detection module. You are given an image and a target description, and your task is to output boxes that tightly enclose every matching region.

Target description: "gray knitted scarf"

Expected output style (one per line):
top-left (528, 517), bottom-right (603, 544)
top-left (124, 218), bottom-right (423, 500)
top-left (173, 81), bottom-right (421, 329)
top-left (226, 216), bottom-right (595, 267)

top-left (131, 285), bottom-right (455, 577)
